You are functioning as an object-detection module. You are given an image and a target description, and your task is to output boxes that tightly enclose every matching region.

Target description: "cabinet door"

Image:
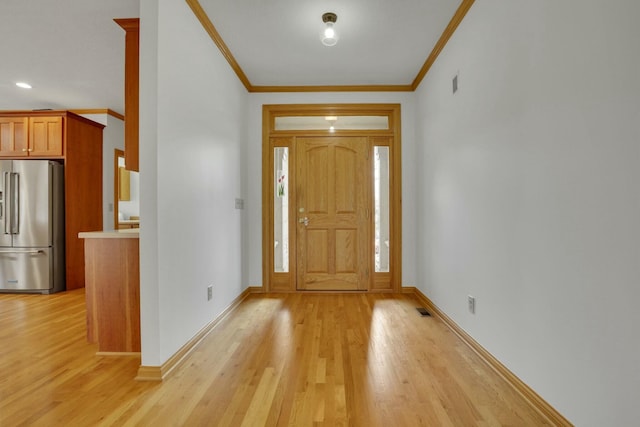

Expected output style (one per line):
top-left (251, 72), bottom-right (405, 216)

top-left (0, 117), bottom-right (29, 157)
top-left (29, 116), bottom-right (63, 157)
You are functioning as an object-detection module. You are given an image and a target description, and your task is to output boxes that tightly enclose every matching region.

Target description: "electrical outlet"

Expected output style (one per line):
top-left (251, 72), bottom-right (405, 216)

top-left (207, 285), bottom-right (213, 301)
top-left (468, 295), bottom-right (475, 314)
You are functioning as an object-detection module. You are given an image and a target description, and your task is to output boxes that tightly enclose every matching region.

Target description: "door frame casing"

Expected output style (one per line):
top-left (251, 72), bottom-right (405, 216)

top-left (262, 104), bottom-right (402, 292)
top-left (114, 149), bottom-right (125, 229)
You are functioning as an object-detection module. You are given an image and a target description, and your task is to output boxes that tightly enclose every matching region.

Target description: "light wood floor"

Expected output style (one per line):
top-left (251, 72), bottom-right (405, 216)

top-left (0, 289), bottom-right (551, 426)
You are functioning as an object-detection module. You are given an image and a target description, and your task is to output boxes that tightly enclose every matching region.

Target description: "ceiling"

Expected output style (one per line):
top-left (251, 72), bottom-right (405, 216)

top-left (0, 0), bottom-right (140, 115)
top-left (0, 0), bottom-right (467, 116)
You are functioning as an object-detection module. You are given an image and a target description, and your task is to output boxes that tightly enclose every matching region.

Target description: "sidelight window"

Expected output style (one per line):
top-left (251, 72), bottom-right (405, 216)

top-left (274, 147), bottom-right (289, 272)
top-left (374, 146), bottom-right (390, 273)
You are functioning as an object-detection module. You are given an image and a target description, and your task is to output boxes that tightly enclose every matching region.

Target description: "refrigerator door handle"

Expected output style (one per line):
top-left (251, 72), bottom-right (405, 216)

top-left (2, 172), bottom-right (9, 235)
top-left (10, 172), bottom-right (19, 234)
top-left (0, 249), bottom-right (45, 255)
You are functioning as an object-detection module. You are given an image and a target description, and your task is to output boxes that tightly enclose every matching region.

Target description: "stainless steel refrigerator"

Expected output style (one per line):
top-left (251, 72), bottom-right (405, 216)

top-left (0, 160), bottom-right (65, 294)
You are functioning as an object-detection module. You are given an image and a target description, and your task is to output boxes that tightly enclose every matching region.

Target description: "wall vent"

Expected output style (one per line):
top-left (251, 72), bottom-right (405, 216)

top-left (416, 307), bottom-right (431, 317)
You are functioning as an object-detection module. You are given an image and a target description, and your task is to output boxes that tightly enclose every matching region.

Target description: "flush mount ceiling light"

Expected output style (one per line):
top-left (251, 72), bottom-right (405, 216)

top-left (16, 82), bottom-right (32, 89)
top-left (325, 115), bottom-right (338, 132)
top-left (320, 12), bottom-right (339, 47)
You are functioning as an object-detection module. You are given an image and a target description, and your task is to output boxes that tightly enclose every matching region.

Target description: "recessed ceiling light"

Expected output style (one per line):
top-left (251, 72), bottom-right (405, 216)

top-left (16, 82), bottom-right (32, 89)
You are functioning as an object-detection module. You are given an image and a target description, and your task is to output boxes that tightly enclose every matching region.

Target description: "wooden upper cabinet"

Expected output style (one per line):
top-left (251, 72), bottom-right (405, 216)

top-left (0, 116), bottom-right (62, 157)
top-left (0, 117), bottom-right (29, 157)
top-left (29, 116), bottom-right (63, 157)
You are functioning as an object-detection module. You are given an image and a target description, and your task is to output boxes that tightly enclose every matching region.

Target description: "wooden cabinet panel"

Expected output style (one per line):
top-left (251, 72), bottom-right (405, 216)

top-left (29, 116), bottom-right (63, 157)
top-left (0, 117), bottom-right (28, 157)
top-left (64, 113), bottom-right (104, 290)
top-left (84, 237), bottom-right (140, 352)
top-left (115, 18), bottom-right (140, 172)
top-left (118, 166), bottom-right (131, 200)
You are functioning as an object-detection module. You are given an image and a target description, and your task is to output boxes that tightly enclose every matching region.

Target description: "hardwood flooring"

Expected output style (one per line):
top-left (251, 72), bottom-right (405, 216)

top-left (0, 290), bottom-right (551, 426)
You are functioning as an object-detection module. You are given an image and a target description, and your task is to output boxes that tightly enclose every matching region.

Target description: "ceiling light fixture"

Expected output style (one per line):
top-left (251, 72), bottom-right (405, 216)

top-left (321, 12), bottom-right (339, 47)
top-left (16, 82), bottom-right (32, 89)
top-left (325, 116), bottom-right (338, 132)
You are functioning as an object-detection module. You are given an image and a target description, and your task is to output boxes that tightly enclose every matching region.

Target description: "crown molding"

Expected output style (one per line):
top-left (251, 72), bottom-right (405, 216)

top-left (186, 0), bottom-right (475, 93)
top-left (70, 109), bottom-right (125, 121)
top-left (185, 0), bottom-right (253, 91)
top-left (113, 18), bottom-right (139, 32)
top-left (411, 0), bottom-right (475, 90)
top-left (250, 84), bottom-right (413, 93)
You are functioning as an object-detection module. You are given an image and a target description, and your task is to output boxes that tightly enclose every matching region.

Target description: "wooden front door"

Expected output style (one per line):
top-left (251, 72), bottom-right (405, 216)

top-left (296, 136), bottom-right (370, 290)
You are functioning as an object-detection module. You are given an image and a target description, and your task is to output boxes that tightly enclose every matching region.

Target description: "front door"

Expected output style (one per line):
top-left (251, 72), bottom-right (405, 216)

top-left (296, 137), bottom-right (370, 290)
top-left (264, 104), bottom-right (401, 293)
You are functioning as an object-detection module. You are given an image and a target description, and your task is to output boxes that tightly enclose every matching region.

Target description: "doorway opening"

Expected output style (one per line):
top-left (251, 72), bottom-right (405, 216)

top-left (113, 149), bottom-right (140, 230)
top-left (262, 104), bottom-right (402, 292)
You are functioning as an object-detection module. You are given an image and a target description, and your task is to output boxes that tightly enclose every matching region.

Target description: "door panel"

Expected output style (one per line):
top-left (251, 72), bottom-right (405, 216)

top-left (0, 161), bottom-right (12, 247)
top-left (335, 229), bottom-right (357, 272)
top-left (306, 145), bottom-right (329, 214)
top-left (0, 118), bottom-right (28, 157)
top-left (306, 229), bottom-right (329, 272)
top-left (11, 161), bottom-right (52, 248)
top-left (29, 116), bottom-right (63, 157)
top-left (0, 247), bottom-right (51, 291)
top-left (335, 146), bottom-right (357, 213)
top-left (297, 137), bottom-right (369, 291)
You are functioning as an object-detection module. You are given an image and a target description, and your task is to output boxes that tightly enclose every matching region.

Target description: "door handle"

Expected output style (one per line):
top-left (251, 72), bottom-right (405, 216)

top-left (3, 172), bottom-right (9, 234)
top-left (298, 217), bottom-right (309, 226)
top-left (0, 249), bottom-right (44, 255)
top-left (10, 173), bottom-right (19, 234)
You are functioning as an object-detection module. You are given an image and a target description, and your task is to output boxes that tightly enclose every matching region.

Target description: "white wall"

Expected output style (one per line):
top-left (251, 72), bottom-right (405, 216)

top-left (78, 113), bottom-right (124, 231)
top-left (246, 92), bottom-right (418, 290)
top-left (139, 0), bottom-right (248, 365)
top-left (415, 1), bottom-right (640, 425)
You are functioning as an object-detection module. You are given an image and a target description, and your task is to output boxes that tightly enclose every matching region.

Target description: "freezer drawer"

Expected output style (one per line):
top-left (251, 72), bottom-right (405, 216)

top-left (0, 247), bottom-right (53, 292)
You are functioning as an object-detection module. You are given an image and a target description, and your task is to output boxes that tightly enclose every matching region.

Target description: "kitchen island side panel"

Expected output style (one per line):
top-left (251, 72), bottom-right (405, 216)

top-left (64, 114), bottom-right (104, 290)
top-left (82, 234), bottom-right (140, 353)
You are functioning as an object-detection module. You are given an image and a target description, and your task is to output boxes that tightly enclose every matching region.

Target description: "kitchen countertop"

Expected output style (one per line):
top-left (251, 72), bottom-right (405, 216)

top-left (79, 228), bottom-right (140, 239)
